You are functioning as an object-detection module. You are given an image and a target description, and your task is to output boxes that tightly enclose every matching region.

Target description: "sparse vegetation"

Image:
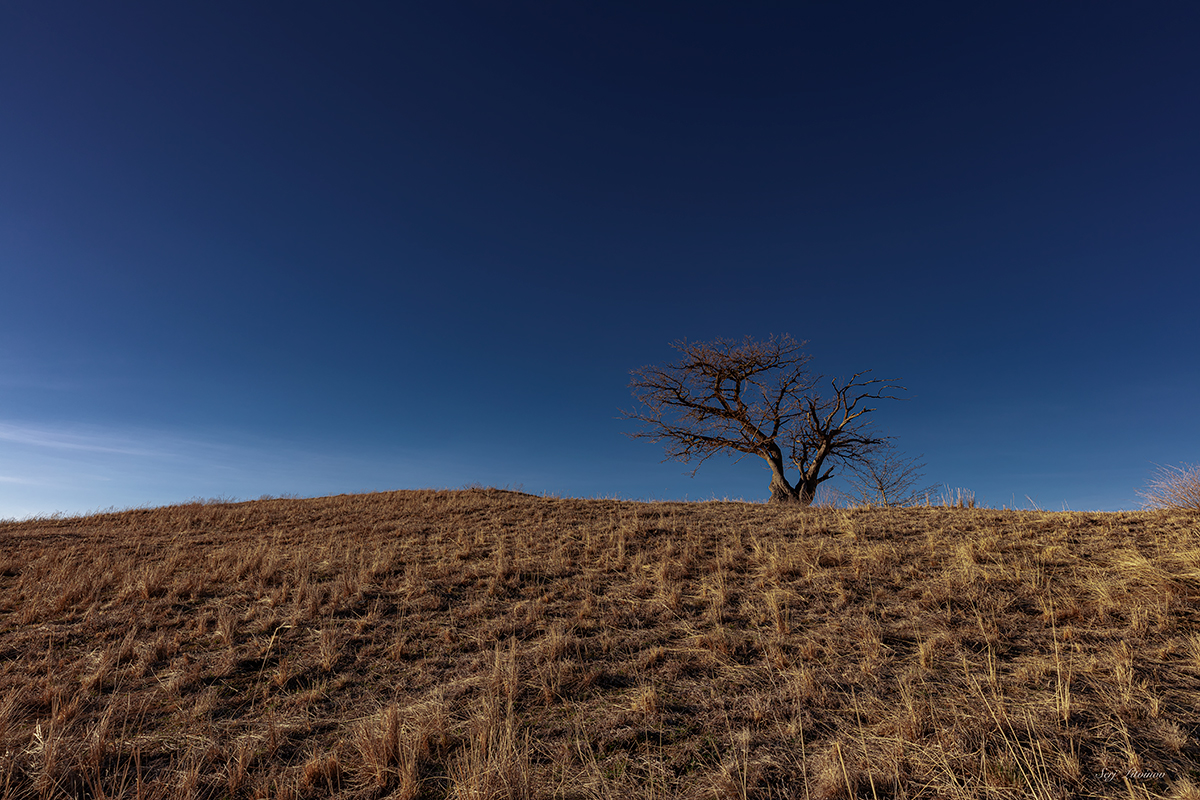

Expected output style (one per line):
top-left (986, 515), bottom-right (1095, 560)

top-left (842, 442), bottom-right (935, 508)
top-left (1, 488), bottom-right (1199, 797)
top-left (1141, 464), bottom-right (1200, 515)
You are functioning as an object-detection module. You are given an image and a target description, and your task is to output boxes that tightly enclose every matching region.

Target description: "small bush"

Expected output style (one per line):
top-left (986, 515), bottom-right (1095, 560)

top-left (1140, 463), bottom-right (1200, 513)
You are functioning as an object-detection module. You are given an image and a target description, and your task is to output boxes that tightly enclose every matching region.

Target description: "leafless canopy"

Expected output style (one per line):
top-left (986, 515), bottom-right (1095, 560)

top-left (843, 441), bottom-right (938, 507)
top-left (624, 334), bottom-right (906, 505)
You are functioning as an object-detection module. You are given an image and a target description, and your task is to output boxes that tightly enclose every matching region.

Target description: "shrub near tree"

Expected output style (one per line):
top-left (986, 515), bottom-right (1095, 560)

top-left (843, 440), bottom-right (938, 508)
top-left (624, 334), bottom-right (911, 505)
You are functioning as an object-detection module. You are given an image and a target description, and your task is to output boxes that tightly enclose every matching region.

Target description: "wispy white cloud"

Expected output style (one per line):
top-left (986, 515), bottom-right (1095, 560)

top-left (0, 421), bottom-right (164, 456)
top-left (0, 420), bottom-right (241, 513)
top-left (0, 418), bottom-right (455, 518)
top-left (0, 474), bottom-right (38, 485)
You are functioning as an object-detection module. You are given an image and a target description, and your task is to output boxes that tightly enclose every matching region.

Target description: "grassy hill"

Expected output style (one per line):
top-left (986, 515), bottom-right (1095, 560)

top-left (1, 489), bottom-right (1198, 798)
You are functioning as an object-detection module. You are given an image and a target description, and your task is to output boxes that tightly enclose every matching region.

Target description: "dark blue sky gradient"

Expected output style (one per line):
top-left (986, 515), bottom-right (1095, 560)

top-left (3, 2), bottom-right (1198, 515)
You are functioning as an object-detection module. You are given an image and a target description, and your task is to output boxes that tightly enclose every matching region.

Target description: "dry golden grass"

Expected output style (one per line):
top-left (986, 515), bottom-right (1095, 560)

top-left (1141, 465), bottom-right (1200, 515)
top-left (1, 488), bottom-right (1198, 798)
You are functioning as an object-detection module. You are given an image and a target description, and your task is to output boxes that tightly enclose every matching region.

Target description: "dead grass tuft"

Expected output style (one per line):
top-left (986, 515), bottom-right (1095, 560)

top-left (1141, 463), bottom-right (1200, 514)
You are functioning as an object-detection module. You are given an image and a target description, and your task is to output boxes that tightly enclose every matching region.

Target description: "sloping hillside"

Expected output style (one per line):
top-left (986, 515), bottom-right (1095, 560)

top-left (1, 489), bottom-right (1198, 798)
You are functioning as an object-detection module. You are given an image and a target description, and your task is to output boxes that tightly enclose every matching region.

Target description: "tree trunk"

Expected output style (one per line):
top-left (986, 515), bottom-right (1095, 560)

top-left (765, 450), bottom-right (805, 504)
top-left (795, 477), bottom-right (818, 507)
top-left (768, 473), bottom-right (799, 504)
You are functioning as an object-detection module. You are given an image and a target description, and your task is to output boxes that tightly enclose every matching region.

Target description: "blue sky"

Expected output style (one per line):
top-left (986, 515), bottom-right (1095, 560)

top-left (2, 2), bottom-right (1198, 517)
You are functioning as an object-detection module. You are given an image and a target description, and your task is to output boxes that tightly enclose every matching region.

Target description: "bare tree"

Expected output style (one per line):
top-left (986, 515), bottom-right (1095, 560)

top-left (842, 440), bottom-right (936, 507)
top-left (624, 335), bottom-right (905, 505)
